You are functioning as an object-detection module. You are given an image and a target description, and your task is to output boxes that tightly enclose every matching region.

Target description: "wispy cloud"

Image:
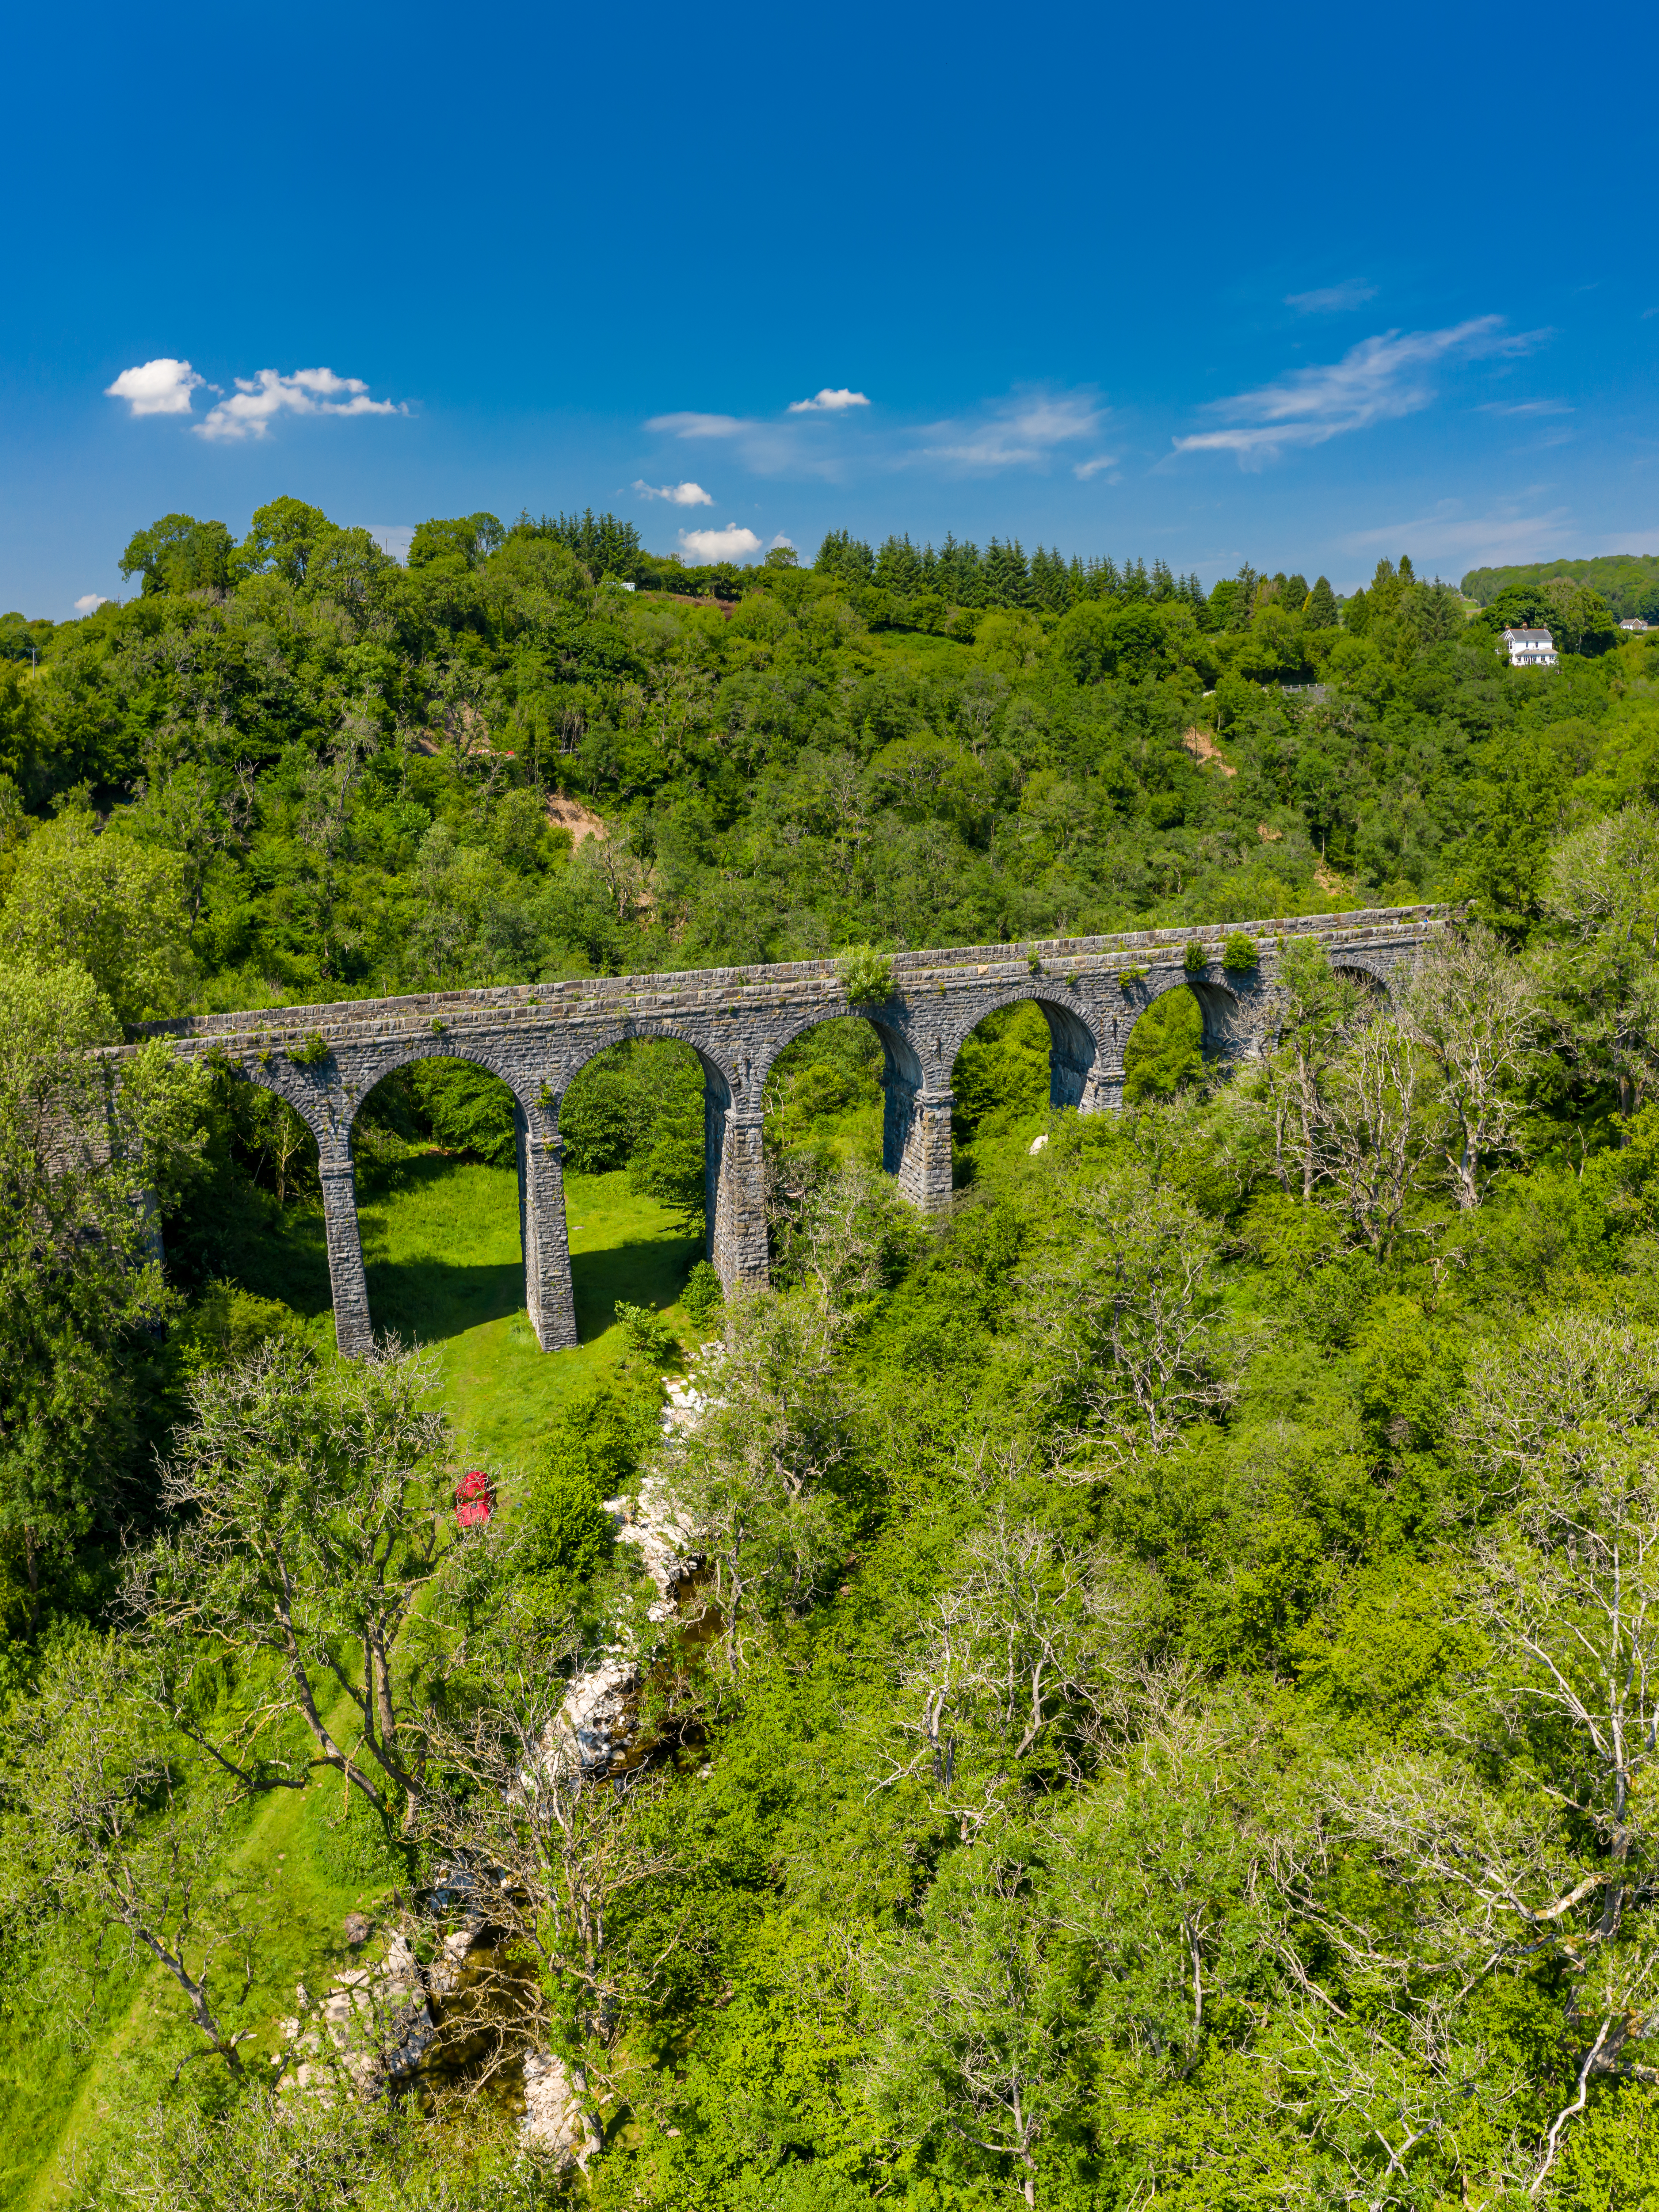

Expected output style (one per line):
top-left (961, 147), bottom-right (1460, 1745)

top-left (786, 388), bottom-right (870, 413)
top-left (367, 525), bottom-right (415, 562)
top-left (1476, 398), bottom-right (1574, 418)
top-left (104, 358), bottom-right (204, 416)
top-left (196, 366), bottom-right (405, 442)
top-left (679, 524), bottom-right (763, 562)
top-left (1285, 278), bottom-right (1377, 314)
top-left (918, 387), bottom-right (1106, 470)
top-left (633, 478), bottom-right (714, 506)
top-left (1341, 499), bottom-right (1575, 569)
top-left (647, 412), bottom-right (749, 440)
top-left (644, 405), bottom-right (850, 479)
top-left (1172, 318), bottom-right (1546, 467)
top-left (1073, 454), bottom-right (1118, 482)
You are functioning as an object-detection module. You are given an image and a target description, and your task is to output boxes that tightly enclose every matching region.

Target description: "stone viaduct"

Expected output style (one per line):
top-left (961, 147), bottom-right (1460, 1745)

top-left (126, 903), bottom-right (1445, 1357)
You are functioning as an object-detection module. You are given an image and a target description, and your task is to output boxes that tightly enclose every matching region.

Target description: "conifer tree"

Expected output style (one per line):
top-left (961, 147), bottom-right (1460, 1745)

top-left (874, 535), bottom-right (923, 595)
top-left (1307, 575), bottom-right (1339, 627)
top-left (815, 530), bottom-right (875, 584)
top-left (983, 538), bottom-right (1031, 607)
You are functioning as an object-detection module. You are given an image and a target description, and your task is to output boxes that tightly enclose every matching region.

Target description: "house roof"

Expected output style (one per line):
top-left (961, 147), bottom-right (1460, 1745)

top-left (1501, 626), bottom-right (1553, 641)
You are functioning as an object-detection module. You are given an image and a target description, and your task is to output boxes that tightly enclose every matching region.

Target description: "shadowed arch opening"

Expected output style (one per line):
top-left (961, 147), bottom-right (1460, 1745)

top-left (225, 1073), bottom-right (324, 1212)
top-left (557, 1027), bottom-right (741, 1311)
top-left (1332, 960), bottom-right (1390, 1003)
top-left (559, 1036), bottom-right (710, 1232)
top-left (953, 1002), bottom-right (1055, 1145)
top-left (952, 991), bottom-right (1106, 1128)
top-left (761, 1017), bottom-right (891, 1164)
top-left (346, 1053), bottom-right (542, 1350)
top-left (1123, 990), bottom-right (1205, 1103)
top-left (1122, 972), bottom-right (1250, 1103)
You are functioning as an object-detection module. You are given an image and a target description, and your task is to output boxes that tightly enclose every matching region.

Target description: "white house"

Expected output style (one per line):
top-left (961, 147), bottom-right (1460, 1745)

top-left (1501, 625), bottom-right (1559, 667)
top-left (1621, 616), bottom-right (1650, 633)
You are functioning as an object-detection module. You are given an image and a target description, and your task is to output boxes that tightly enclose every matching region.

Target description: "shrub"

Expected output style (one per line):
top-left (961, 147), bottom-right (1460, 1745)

top-left (1223, 932), bottom-right (1259, 973)
top-left (836, 945), bottom-right (893, 1003)
top-left (682, 1260), bottom-right (725, 1328)
top-left (290, 1030), bottom-right (330, 1067)
top-left (173, 1281), bottom-right (309, 1381)
top-left (615, 1300), bottom-right (678, 1362)
top-left (1183, 942), bottom-right (1208, 975)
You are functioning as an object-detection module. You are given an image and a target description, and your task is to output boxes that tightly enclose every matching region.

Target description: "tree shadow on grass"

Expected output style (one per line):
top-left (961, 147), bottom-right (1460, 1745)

top-left (573, 1233), bottom-right (701, 1341)
top-left (360, 1235), bottom-right (703, 1349)
top-left (365, 1254), bottom-right (526, 1342)
top-left (222, 1202), bottom-right (334, 1319)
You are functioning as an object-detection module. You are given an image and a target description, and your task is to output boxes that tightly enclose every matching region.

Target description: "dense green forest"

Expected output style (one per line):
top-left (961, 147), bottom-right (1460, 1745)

top-left (1462, 552), bottom-right (1659, 624)
top-left (7, 501), bottom-right (1659, 2207)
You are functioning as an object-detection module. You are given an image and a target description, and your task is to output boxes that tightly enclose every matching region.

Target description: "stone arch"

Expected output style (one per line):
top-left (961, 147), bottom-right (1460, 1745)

top-left (342, 1031), bottom-right (548, 1155)
top-left (548, 1020), bottom-right (741, 1119)
top-left (228, 1054), bottom-right (343, 1159)
top-left (752, 1006), bottom-right (922, 1103)
top-left (1330, 953), bottom-right (1394, 998)
top-left (1135, 970), bottom-right (1251, 1061)
top-left (327, 1035), bottom-right (571, 1362)
top-left (553, 1021), bottom-right (755, 1299)
top-left (753, 1006), bottom-right (928, 1196)
top-left (942, 985), bottom-right (1109, 1115)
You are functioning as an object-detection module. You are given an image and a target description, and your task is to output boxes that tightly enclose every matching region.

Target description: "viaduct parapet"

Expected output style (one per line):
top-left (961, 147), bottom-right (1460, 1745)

top-left (123, 904), bottom-right (1445, 1357)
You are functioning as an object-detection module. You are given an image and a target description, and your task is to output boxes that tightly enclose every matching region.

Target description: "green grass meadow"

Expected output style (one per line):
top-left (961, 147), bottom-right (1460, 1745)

top-left (355, 1159), bottom-right (702, 1470)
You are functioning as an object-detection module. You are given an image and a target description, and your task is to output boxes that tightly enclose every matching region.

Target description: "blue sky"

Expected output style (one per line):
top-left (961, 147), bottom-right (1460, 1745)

top-left (5, 0), bottom-right (1655, 618)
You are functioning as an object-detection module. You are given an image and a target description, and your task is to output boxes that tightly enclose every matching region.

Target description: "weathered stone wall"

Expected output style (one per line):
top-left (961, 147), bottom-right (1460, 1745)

top-left (120, 904), bottom-right (1445, 1357)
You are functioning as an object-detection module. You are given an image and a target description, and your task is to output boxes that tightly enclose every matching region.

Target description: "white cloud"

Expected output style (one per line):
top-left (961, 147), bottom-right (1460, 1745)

top-left (647, 411), bottom-right (748, 440)
top-left (633, 478), bottom-right (714, 506)
top-left (769, 534), bottom-right (796, 550)
top-left (1172, 319), bottom-right (1547, 467)
top-left (104, 358), bottom-right (203, 417)
top-left (1477, 399), bottom-right (1574, 417)
top-left (920, 387), bottom-right (1106, 470)
top-left (1072, 454), bottom-right (1118, 482)
top-left (367, 524), bottom-right (415, 562)
top-left (678, 525), bottom-right (763, 562)
top-left (1285, 278), bottom-right (1378, 314)
top-left (1340, 499), bottom-right (1575, 569)
top-left (786, 388), bottom-right (870, 413)
top-left (73, 594), bottom-right (109, 615)
top-left (196, 366), bottom-right (405, 442)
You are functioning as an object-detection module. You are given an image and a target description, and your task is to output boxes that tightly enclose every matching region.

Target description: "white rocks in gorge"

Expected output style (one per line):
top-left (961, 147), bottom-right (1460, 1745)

top-left (275, 1932), bottom-right (435, 2098)
top-left (521, 2051), bottom-right (603, 2167)
top-left (552, 1653), bottom-right (638, 1770)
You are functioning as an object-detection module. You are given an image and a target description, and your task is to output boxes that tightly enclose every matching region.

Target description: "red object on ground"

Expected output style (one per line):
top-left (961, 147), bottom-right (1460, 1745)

top-left (455, 1469), bottom-right (493, 1528)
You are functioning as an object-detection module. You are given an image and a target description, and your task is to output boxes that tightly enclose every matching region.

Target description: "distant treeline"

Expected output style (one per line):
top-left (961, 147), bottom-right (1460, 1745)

top-left (1462, 551), bottom-right (1659, 622)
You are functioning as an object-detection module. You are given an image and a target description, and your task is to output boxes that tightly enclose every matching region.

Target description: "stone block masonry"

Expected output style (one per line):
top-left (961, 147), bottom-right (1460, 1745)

top-left (119, 905), bottom-right (1445, 1358)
